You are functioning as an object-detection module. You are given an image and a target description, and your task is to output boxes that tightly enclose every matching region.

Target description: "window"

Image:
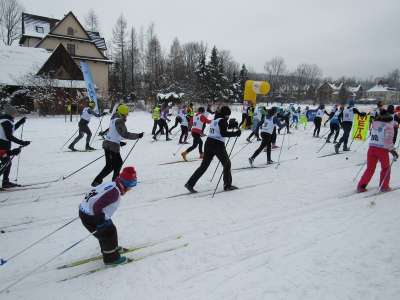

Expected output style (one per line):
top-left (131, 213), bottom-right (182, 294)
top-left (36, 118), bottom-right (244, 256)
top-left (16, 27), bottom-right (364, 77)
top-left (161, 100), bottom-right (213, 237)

top-left (67, 27), bottom-right (74, 36)
top-left (67, 44), bottom-right (76, 56)
top-left (35, 26), bottom-right (44, 33)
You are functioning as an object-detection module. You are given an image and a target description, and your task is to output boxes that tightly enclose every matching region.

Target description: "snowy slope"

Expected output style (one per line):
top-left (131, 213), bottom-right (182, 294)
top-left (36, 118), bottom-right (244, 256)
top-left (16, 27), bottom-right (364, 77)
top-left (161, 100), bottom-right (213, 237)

top-left (0, 111), bottom-right (399, 300)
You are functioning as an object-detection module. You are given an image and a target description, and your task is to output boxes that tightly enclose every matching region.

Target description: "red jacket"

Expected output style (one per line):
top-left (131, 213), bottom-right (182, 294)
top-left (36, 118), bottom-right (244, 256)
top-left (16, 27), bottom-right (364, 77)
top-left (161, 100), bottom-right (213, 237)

top-left (191, 113), bottom-right (211, 134)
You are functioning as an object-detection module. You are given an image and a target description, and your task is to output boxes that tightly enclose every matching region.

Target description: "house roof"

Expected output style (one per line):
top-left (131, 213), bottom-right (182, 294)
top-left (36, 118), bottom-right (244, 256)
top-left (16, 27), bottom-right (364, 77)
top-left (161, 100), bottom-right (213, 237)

top-left (367, 85), bottom-right (398, 93)
top-left (20, 12), bottom-right (107, 50)
top-left (0, 45), bottom-right (86, 88)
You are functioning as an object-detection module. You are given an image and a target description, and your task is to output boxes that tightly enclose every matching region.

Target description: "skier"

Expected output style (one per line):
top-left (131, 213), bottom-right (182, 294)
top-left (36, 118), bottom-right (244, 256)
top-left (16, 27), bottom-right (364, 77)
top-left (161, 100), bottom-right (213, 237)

top-left (387, 105), bottom-right (399, 145)
top-left (151, 104), bottom-right (162, 135)
top-left (184, 106), bottom-right (241, 193)
top-left (153, 102), bottom-right (172, 141)
top-left (91, 104), bottom-right (143, 187)
top-left (68, 101), bottom-right (106, 151)
top-left (246, 105), bottom-right (265, 142)
top-left (178, 106), bottom-right (190, 144)
top-left (326, 105), bottom-right (343, 143)
top-left (80, 166), bottom-right (137, 265)
top-left (168, 104), bottom-right (185, 134)
top-left (334, 103), bottom-right (364, 153)
top-left (187, 103), bottom-right (195, 129)
top-left (324, 104), bottom-right (338, 126)
top-left (181, 107), bottom-right (211, 161)
top-left (278, 108), bottom-right (291, 134)
top-left (249, 107), bottom-right (283, 166)
top-left (239, 101), bottom-right (249, 128)
top-left (0, 104), bottom-right (30, 188)
top-left (357, 110), bottom-right (398, 192)
top-left (313, 104), bottom-right (328, 137)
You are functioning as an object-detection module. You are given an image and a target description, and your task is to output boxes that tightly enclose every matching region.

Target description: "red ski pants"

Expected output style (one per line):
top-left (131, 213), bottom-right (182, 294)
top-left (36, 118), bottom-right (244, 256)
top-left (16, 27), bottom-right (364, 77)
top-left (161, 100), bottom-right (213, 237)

top-left (358, 146), bottom-right (391, 189)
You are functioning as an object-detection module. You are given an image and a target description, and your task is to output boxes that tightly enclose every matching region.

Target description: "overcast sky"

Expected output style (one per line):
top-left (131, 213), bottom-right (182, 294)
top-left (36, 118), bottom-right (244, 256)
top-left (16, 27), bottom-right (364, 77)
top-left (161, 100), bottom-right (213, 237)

top-left (19, 0), bottom-right (400, 79)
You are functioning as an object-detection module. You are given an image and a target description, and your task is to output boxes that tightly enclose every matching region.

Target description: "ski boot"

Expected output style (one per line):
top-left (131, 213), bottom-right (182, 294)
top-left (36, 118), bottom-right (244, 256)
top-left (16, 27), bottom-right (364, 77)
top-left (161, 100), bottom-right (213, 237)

top-left (357, 185), bottom-right (367, 193)
top-left (105, 256), bottom-right (128, 266)
top-left (91, 179), bottom-right (102, 187)
top-left (199, 153), bottom-right (204, 159)
top-left (267, 160), bottom-right (274, 165)
top-left (86, 145), bottom-right (95, 151)
top-left (184, 183), bottom-right (197, 193)
top-left (334, 143), bottom-right (340, 154)
top-left (224, 185), bottom-right (239, 191)
top-left (343, 146), bottom-right (350, 151)
top-left (152, 135), bottom-right (157, 141)
top-left (246, 137), bottom-right (252, 143)
top-left (181, 151), bottom-right (188, 162)
top-left (68, 144), bottom-right (77, 152)
top-left (326, 139), bottom-right (331, 143)
top-left (248, 157), bottom-right (254, 167)
top-left (2, 181), bottom-right (21, 189)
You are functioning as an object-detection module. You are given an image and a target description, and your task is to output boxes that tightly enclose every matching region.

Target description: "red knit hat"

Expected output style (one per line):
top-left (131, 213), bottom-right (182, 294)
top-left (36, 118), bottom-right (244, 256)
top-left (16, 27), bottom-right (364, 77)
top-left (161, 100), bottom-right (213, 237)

top-left (119, 166), bottom-right (137, 188)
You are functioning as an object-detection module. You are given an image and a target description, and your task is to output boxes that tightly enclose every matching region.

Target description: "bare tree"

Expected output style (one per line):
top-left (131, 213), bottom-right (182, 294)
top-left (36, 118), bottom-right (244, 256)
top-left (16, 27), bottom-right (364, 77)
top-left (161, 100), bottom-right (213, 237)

top-left (264, 56), bottom-right (287, 94)
top-left (112, 14), bottom-right (128, 96)
top-left (182, 41), bottom-right (207, 80)
top-left (168, 37), bottom-right (185, 82)
top-left (84, 9), bottom-right (100, 32)
top-left (127, 27), bottom-right (140, 91)
top-left (293, 63), bottom-right (322, 99)
top-left (0, 0), bottom-right (23, 45)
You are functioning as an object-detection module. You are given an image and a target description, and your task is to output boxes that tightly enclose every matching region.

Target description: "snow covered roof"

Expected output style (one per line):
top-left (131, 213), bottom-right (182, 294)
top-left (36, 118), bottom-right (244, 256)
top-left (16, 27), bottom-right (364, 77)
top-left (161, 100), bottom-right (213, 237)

top-left (328, 83), bottom-right (343, 91)
top-left (157, 92), bottom-right (185, 100)
top-left (367, 85), bottom-right (397, 93)
top-left (87, 31), bottom-right (107, 50)
top-left (0, 45), bottom-right (86, 88)
top-left (0, 45), bottom-right (51, 86)
top-left (348, 85), bottom-right (361, 93)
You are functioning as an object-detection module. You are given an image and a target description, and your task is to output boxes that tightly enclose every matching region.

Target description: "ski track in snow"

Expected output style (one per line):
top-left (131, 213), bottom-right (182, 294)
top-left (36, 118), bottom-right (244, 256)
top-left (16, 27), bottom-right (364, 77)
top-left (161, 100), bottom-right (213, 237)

top-left (1, 110), bottom-right (400, 299)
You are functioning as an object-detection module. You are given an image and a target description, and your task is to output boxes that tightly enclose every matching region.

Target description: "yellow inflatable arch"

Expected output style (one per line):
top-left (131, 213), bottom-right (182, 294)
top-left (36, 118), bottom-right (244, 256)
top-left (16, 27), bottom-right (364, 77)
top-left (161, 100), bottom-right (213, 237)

top-left (244, 80), bottom-right (271, 105)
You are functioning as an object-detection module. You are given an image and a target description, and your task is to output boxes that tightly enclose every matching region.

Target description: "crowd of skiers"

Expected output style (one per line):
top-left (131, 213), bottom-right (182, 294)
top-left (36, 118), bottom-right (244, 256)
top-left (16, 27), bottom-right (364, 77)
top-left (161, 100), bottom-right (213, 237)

top-left (1, 98), bottom-right (399, 266)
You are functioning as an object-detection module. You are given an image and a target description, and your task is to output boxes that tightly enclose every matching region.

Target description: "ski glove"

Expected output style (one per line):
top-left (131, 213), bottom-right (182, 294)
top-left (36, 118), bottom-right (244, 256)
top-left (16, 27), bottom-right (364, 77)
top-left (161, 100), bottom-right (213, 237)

top-left (390, 149), bottom-right (398, 161)
top-left (120, 141), bottom-right (127, 147)
top-left (17, 117), bottom-right (26, 126)
top-left (8, 148), bottom-right (21, 156)
top-left (138, 132), bottom-right (144, 138)
top-left (235, 130), bottom-right (241, 137)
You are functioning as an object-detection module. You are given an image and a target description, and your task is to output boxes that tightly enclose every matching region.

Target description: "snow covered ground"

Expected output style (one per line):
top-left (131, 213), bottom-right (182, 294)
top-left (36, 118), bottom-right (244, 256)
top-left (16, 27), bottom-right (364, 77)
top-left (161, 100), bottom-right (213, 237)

top-left (0, 110), bottom-right (399, 300)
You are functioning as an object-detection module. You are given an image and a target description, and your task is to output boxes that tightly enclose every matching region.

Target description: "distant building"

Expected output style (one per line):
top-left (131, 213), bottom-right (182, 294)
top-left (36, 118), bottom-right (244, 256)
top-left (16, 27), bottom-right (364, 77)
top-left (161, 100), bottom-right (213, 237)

top-left (366, 84), bottom-right (400, 104)
top-left (317, 82), bottom-right (363, 103)
top-left (0, 44), bottom-right (86, 112)
top-left (19, 11), bottom-right (111, 97)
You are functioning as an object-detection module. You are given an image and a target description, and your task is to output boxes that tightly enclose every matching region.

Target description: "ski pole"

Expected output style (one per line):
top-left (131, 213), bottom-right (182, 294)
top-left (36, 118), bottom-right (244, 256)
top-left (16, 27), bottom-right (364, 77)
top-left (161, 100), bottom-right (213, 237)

top-left (171, 128), bottom-right (182, 138)
top-left (90, 115), bottom-right (105, 147)
top-left (230, 136), bottom-right (256, 160)
top-left (212, 135), bottom-right (239, 198)
top-left (15, 124), bottom-right (24, 182)
top-left (60, 128), bottom-right (79, 150)
top-left (210, 137), bottom-right (231, 182)
top-left (316, 140), bottom-right (328, 153)
top-left (62, 154), bottom-right (105, 180)
top-left (0, 217), bottom-right (78, 266)
top-left (0, 231), bottom-right (95, 294)
top-left (320, 128), bottom-right (330, 139)
top-left (377, 158), bottom-right (396, 193)
top-left (352, 161), bottom-right (367, 182)
top-left (173, 135), bottom-right (192, 156)
top-left (122, 138), bottom-right (141, 165)
top-left (275, 133), bottom-right (286, 169)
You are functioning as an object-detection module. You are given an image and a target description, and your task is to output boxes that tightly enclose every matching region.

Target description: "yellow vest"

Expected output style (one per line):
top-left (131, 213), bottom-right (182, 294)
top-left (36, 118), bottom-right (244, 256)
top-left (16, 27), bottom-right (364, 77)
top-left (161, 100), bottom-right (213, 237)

top-left (152, 107), bottom-right (161, 120)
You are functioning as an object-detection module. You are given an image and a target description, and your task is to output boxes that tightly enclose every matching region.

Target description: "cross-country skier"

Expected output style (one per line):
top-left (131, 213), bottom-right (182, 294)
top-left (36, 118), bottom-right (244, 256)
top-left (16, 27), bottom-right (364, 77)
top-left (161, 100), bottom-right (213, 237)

top-left (69, 101), bottom-right (106, 151)
top-left (387, 105), bottom-right (399, 145)
top-left (334, 103), bottom-right (364, 153)
top-left (313, 104), bottom-right (328, 137)
top-left (249, 107), bottom-right (283, 166)
top-left (326, 105), bottom-right (343, 143)
top-left (0, 104), bottom-right (30, 188)
top-left (151, 104), bottom-right (162, 135)
top-left (91, 104), bottom-right (143, 187)
top-left (178, 106), bottom-right (190, 144)
top-left (153, 102), bottom-right (172, 141)
top-left (184, 106), bottom-right (241, 193)
top-left (324, 104), bottom-right (338, 126)
top-left (239, 101), bottom-right (249, 128)
top-left (80, 166), bottom-right (137, 265)
top-left (168, 104), bottom-right (186, 134)
top-left (181, 107), bottom-right (211, 161)
top-left (246, 105), bottom-right (265, 142)
top-left (357, 110), bottom-right (398, 192)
